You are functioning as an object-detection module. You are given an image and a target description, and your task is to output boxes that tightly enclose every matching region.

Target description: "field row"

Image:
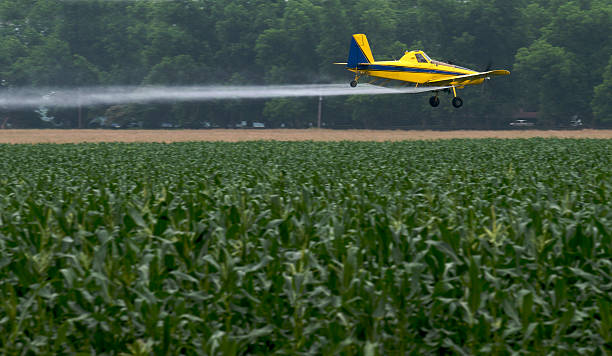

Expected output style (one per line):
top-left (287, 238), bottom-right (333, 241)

top-left (0, 139), bottom-right (610, 354)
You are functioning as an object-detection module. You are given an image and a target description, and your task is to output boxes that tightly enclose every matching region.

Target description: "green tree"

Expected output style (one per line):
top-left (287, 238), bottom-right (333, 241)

top-left (514, 40), bottom-right (581, 125)
top-left (143, 55), bottom-right (202, 85)
top-left (0, 0), bottom-right (610, 129)
top-left (315, 0), bottom-right (352, 80)
top-left (263, 98), bottom-right (314, 128)
top-left (256, 0), bottom-right (321, 83)
top-left (10, 36), bottom-right (74, 86)
top-left (353, 0), bottom-right (403, 58)
top-left (592, 55), bottom-right (612, 123)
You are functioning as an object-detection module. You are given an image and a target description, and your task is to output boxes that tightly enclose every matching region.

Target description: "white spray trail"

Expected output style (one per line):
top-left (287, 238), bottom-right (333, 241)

top-left (0, 84), bottom-right (447, 109)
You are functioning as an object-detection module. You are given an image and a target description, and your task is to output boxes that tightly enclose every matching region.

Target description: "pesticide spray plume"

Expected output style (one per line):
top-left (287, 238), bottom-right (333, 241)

top-left (59, 0), bottom-right (174, 2)
top-left (0, 84), bottom-right (447, 109)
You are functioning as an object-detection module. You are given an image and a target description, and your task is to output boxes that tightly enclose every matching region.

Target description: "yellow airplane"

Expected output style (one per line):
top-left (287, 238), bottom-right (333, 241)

top-left (337, 34), bottom-right (510, 108)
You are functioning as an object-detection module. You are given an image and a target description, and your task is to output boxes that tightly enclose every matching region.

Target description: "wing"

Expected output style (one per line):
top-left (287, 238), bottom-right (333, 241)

top-left (426, 70), bottom-right (510, 86)
top-left (366, 77), bottom-right (452, 93)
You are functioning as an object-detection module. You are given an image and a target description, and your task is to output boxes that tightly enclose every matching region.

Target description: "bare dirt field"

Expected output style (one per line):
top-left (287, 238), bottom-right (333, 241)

top-left (1, 129), bottom-right (611, 144)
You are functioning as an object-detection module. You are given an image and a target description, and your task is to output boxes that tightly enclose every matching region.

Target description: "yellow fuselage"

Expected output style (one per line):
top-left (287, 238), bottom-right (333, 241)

top-left (349, 50), bottom-right (484, 86)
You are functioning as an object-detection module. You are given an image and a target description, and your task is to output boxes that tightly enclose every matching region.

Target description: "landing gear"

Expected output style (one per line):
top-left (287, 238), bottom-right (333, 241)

top-left (350, 73), bottom-right (363, 87)
top-left (451, 86), bottom-right (463, 108)
top-left (452, 97), bottom-right (463, 108)
top-left (429, 96), bottom-right (440, 107)
top-left (427, 87), bottom-right (464, 108)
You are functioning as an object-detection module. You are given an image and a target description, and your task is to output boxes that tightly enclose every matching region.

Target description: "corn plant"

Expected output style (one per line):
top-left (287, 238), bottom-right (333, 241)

top-left (0, 139), bottom-right (610, 354)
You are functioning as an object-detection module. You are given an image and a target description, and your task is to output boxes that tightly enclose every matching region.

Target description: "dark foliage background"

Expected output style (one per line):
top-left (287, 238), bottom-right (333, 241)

top-left (0, 0), bottom-right (611, 128)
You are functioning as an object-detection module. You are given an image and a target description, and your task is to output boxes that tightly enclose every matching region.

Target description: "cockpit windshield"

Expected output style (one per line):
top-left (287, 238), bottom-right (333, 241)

top-left (422, 52), bottom-right (432, 62)
top-left (415, 53), bottom-right (428, 63)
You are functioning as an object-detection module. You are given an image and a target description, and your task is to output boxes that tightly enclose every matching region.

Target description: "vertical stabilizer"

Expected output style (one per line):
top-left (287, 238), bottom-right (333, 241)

top-left (347, 34), bottom-right (374, 69)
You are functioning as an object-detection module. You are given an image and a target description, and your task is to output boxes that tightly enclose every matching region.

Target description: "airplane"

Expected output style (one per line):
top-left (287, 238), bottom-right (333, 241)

top-left (336, 34), bottom-right (510, 108)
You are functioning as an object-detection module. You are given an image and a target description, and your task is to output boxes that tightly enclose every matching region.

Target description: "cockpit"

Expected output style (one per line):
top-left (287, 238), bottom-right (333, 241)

top-left (401, 50), bottom-right (432, 64)
top-left (415, 52), bottom-right (431, 63)
top-left (403, 50), bottom-right (471, 70)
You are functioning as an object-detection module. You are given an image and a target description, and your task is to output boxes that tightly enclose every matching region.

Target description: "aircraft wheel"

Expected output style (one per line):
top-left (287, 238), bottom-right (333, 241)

top-left (452, 97), bottom-right (463, 108)
top-left (429, 96), bottom-right (440, 107)
top-left (350, 80), bottom-right (358, 87)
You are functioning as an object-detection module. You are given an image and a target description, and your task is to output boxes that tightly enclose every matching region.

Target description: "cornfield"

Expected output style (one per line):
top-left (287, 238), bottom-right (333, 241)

top-left (0, 139), bottom-right (610, 354)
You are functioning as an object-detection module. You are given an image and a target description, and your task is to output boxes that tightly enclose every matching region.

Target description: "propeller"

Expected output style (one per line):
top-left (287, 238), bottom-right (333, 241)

top-left (481, 60), bottom-right (493, 95)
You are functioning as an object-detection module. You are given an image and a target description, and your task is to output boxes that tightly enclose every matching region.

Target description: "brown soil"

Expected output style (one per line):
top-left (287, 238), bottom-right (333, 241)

top-left (0, 129), bottom-right (611, 144)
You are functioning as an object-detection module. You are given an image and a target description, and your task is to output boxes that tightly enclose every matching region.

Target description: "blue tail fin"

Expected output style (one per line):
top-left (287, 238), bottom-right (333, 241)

top-left (347, 34), bottom-right (374, 68)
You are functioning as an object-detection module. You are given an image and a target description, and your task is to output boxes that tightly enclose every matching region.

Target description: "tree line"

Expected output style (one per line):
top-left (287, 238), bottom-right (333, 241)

top-left (0, 0), bottom-right (611, 129)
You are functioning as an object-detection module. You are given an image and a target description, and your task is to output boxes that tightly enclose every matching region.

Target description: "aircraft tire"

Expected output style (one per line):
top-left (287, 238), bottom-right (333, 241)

top-left (350, 80), bottom-right (358, 87)
top-left (429, 96), bottom-right (440, 107)
top-left (452, 97), bottom-right (463, 108)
